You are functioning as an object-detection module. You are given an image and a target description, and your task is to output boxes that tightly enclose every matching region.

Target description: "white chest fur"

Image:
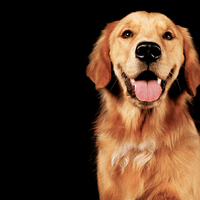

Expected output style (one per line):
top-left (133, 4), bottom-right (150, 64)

top-left (111, 140), bottom-right (156, 174)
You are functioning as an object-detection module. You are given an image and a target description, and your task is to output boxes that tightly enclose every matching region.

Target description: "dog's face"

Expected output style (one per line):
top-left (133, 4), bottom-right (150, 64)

top-left (109, 12), bottom-right (185, 108)
top-left (87, 11), bottom-right (200, 109)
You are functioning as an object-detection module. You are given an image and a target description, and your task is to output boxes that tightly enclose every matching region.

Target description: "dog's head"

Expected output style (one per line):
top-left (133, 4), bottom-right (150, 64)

top-left (87, 11), bottom-right (200, 108)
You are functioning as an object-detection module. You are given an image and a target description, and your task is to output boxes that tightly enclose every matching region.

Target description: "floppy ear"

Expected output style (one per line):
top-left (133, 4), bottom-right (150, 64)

top-left (86, 21), bottom-right (119, 90)
top-left (178, 26), bottom-right (200, 96)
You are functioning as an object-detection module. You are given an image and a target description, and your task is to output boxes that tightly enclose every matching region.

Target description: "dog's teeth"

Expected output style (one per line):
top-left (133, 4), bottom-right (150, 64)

top-left (157, 78), bottom-right (161, 85)
top-left (130, 79), bottom-right (135, 86)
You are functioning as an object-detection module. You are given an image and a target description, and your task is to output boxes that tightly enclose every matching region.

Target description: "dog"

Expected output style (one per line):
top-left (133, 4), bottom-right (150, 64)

top-left (86, 11), bottom-right (200, 200)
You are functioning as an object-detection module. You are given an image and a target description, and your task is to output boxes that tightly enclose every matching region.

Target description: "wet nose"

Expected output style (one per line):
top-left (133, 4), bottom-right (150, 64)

top-left (135, 42), bottom-right (161, 64)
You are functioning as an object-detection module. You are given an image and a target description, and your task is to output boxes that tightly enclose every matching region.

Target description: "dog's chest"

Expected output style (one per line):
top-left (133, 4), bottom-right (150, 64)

top-left (111, 140), bottom-right (156, 174)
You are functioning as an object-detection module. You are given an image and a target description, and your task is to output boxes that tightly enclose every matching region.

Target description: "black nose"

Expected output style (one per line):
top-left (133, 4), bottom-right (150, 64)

top-left (135, 42), bottom-right (161, 64)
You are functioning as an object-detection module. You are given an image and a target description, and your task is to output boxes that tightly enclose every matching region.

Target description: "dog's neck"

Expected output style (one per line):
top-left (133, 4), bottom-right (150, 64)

top-left (98, 89), bottom-right (195, 149)
top-left (96, 89), bottom-right (197, 175)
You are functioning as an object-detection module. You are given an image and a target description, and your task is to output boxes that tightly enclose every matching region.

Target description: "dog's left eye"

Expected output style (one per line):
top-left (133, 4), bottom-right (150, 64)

top-left (122, 30), bottom-right (133, 38)
top-left (163, 32), bottom-right (173, 40)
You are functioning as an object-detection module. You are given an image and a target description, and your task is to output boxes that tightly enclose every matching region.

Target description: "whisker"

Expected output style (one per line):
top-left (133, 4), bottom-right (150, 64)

top-left (181, 65), bottom-right (190, 74)
top-left (169, 71), bottom-right (182, 93)
top-left (110, 76), bottom-right (118, 92)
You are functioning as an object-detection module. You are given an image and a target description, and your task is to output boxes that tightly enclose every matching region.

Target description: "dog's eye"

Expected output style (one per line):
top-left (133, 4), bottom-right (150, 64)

top-left (163, 32), bottom-right (173, 40)
top-left (122, 30), bottom-right (133, 38)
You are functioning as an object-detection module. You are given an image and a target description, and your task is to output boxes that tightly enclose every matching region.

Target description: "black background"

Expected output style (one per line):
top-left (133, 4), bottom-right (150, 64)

top-left (70, 4), bottom-right (200, 199)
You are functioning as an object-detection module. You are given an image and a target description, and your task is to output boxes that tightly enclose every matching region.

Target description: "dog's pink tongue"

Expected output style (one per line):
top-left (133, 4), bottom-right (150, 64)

top-left (135, 80), bottom-right (162, 102)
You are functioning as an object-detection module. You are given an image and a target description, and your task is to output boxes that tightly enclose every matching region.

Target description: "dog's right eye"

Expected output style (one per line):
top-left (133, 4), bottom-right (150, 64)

top-left (122, 30), bottom-right (133, 38)
top-left (163, 32), bottom-right (173, 40)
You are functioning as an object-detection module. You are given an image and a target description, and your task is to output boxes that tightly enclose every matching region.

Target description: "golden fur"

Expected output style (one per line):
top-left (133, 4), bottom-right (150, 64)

top-left (86, 11), bottom-right (200, 200)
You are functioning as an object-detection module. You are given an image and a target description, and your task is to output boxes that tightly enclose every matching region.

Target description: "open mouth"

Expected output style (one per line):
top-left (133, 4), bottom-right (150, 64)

top-left (123, 71), bottom-right (170, 102)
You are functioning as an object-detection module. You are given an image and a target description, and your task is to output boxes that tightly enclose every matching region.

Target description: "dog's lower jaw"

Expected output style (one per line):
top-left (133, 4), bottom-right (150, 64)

top-left (125, 91), bottom-right (162, 109)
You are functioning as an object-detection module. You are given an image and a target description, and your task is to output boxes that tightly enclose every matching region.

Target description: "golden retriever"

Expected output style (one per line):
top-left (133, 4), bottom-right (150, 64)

top-left (86, 11), bottom-right (200, 200)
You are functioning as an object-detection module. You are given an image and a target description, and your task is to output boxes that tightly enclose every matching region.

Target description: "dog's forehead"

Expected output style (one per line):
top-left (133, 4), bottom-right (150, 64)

top-left (116, 11), bottom-right (175, 31)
